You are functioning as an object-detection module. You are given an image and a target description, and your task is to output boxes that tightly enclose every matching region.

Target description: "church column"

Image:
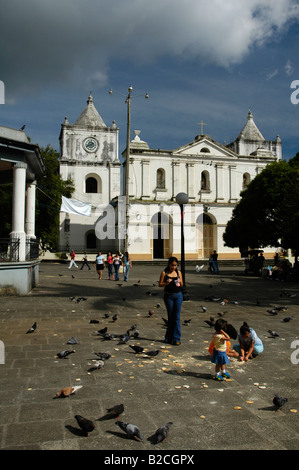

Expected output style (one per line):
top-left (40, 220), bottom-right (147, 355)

top-left (215, 163), bottom-right (224, 202)
top-left (141, 159), bottom-right (150, 199)
top-left (10, 162), bottom-right (27, 261)
top-left (171, 161), bottom-right (180, 200)
top-left (229, 165), bottom-right (237, 202)
top-left (186, 162), bottom-right (195, 200)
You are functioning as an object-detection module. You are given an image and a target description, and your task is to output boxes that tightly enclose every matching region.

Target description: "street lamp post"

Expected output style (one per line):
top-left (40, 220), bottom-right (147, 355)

top-left (109, 85), bottom-right (149, 252)
top-left (175, 192), bottom-right (189, 301)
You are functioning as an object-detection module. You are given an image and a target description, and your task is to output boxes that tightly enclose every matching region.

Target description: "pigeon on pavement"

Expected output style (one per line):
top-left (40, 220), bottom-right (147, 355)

top-left (143, 349), bottom-right (160, 357)
top-left (106, 404), bottom-right (124, 418)
top-left (56, 350), bottom-right (75, 359)
top-left (283, 316), bottom-right (294, 322)
top-left (26, 322), bottom-right (37, 334)
top-left (67, 336), bottom-right (79, 344)
top-left (116, 421), bottom-right (142, 440)
top-left (268, 330), bottom-right (280, 338)
top-left (54, 385), bottom-right (82, 398)
top-left (74, 415), bottom-right (95, 436)
top-left (95, 327), bottom-right (108, 335)
top-left (94, 352), bottom-right (111, 360)
top-left (154, 421), bottom-right (173, 444)
top-left (129, 345), bottom-right (144, 354)
top-left (273, 394), bottom-right (288, 412)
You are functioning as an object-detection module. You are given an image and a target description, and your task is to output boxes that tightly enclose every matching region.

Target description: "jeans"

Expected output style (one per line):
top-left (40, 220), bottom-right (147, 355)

top-left (114, 264), bottom-right (120, 280)
top-left (163, 291), bottom-right (183, 343)
top-left (107, 263), bottom-right (114, 279)
top-left (124, 264), bottom-right (130, 281)
top-left (212, 260), bottom-right (219, 274)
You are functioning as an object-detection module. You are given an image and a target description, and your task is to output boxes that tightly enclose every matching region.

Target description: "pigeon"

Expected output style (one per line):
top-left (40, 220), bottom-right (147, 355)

top-left (54, 385), bottom-right (82, 398)
top-left (183, 319), bottom-right (191, 326)
top-left (195, 264), bottom-right (204, 272)
top-left (103, 333), bottom-right (116, 340)
top-left (156, 303), bottom-right (161, 308)
top-left (119, 330), bottom-right (131, 344)
top-left (56, 350), bottom-right (75, 359)
top-left (90, 360), bottom-right (105, 370)
top-left (283, 316), bottom-right (293, 322)
top-left (273, 394), bottom-right (288, 412)
top-left (201, 306), bottom-right (207, 312)
top-left (95, 327), bottom-right (108, 335)
top-left (116, 421), bottom-right (143, 440)
top-left (112, 314), bottom-right (118, 322)
top-left (217, 311), bottom-right (227, 317)
top-left (129, 324), bottom-right (137, 331)
top-left (103, 313), bottom-right (110, 319)
top-left (89, 319), bottom-right (99, 324)
top-left (75, 415), bottom-right (95, 436)
top-left (106, 404), bottom-right (124, 418)
top-left (26, 322), bottom-right (37, 334)
top-left (143, 349), bottom-right (160, 357)
top-left (133, 329), bottom-right (140, 338)
top-left (204, 319), bottom-right (215, 328)
top-left (129, 345), bottom-right (144, 354)
top-left (272, 306), bottom-right (287, 312)
top-left (154, 421), bottom-right (173, 444)
top-left (69, 296), bottom-right (76, 301)
top-left (67, 336), bottom-right (79, 344)
top-left (148, 310), bottom-right (155, 316)
top-left (268, 329), bottom-right (279, 338)
top-left (267, 309), bottom-right (278, 316)
top-left (94, 352), bottom-right (111, 360)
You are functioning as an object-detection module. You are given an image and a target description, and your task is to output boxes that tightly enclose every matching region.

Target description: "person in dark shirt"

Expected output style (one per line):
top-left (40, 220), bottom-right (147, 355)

top-left (159, 257), bottom-right (183, 345)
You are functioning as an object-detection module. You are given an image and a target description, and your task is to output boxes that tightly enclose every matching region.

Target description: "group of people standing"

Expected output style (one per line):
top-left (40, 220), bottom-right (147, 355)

top-left (68, 249), bottom-right (132, 281)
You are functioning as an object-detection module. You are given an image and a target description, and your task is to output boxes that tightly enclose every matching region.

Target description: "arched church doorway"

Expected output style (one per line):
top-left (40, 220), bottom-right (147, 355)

top-left (196, 213), bottom-right (217, 258)
top-left (151, 212), bottom-right (172, 259)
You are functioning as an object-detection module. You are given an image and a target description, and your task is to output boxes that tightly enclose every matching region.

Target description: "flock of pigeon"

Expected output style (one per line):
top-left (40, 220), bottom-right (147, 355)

top-left (24, 276), bottom-right (296, 444)
top-left (25, 296), bottom-right (172, 445)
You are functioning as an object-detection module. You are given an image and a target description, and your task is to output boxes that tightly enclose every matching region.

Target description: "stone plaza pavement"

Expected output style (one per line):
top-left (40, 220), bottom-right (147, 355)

top-left (0, 260), bottom-right (299, 452)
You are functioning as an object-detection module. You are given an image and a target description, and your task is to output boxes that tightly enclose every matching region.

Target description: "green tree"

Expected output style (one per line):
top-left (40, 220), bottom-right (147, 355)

top-left (223, 160), bottom-right (299, 260)
top-left (36, 145), bottom-right (74, 250)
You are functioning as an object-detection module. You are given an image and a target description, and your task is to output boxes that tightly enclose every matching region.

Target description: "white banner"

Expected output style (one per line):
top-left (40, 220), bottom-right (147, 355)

top-left (60, 196), bottom-right (91, 217)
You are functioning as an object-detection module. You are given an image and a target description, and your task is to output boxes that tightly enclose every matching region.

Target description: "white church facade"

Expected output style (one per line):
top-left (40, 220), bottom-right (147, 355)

top-left (59, 96), bottom-right (281, 260)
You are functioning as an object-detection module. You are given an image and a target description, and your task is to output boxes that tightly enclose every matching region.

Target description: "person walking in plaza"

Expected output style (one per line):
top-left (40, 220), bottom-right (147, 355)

top-left (106, 251), bottom-right (114, 280)
top-left (113, 251), bottom-right (122, 281)
top-left (159, 256), bottom-right (183, 345)
top-left (95, 250), bottom-right (105, 280)
top-left (80, 251), bottom-right (91, 270)
top-left (233, 322), bottom-right (264, 361)
top-left (68, 249), bottom-right (79, 269)
top-left (211, 318), bottom-right (231, 381)
top-left (211, 250), bottom-right (219, 274)
top-left (122, 251), bottom-right (132, 282)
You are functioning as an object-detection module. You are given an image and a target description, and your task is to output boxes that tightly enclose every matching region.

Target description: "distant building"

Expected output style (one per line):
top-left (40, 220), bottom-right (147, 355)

top-left (59, 97), bottom-right (281, 259)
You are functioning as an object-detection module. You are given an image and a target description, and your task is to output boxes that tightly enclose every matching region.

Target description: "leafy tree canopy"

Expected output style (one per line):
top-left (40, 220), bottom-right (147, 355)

top-left (223, 159), bottom-right (299, 257)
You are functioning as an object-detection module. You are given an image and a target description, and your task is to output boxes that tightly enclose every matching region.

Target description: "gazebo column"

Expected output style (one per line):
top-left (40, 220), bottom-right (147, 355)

top-left (10, 162), bottom-right (27, 261)
top-left (25, 180), bottom-right (37, 259)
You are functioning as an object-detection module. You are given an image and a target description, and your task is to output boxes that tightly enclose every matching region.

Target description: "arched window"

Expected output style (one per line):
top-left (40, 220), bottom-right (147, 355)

top-left (156, 168), bottom-right (166, 189)
top-left (86, 177), bottom-right (97, 193)
top-left (85, 176), bottom-right (102, 193)
top-left (201, 170), bottom-right (210, 190)
top-left (242, 173), bottom-right (250, 190)
top-left (200, 147), bottom-right (210, 153)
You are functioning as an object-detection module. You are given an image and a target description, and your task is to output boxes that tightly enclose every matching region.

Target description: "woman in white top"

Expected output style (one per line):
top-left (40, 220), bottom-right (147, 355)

top-left (95, 251), bottom-right (105, 280)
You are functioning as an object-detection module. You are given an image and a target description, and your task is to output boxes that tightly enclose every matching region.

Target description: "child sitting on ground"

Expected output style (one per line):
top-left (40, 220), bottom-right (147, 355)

top-left (233, 322), bottom-right (264, 361)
